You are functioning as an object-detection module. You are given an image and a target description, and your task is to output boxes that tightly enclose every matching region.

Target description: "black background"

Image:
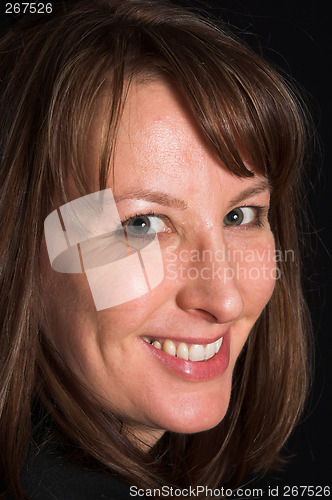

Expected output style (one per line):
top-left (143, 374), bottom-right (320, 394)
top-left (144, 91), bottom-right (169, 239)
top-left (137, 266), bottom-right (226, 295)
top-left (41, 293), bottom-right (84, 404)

top-left (1, 0), bottom-right (331, 491)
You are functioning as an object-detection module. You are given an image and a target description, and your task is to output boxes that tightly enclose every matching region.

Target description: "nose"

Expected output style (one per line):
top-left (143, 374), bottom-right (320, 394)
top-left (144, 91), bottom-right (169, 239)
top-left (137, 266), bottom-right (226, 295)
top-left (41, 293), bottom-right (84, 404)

top-left (173, 234), bottom-right (244, 324)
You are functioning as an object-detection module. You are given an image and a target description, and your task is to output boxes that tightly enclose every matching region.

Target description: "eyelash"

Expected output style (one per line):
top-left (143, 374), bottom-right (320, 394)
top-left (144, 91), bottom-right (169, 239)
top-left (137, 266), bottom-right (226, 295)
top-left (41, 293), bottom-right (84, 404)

top-left (120, 206), bottom-right (269, 233)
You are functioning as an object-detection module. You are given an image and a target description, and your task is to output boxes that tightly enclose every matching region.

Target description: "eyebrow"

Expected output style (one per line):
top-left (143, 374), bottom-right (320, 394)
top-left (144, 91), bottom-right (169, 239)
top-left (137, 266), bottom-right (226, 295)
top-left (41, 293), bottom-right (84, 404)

top-left (113, 189), bottom-right (188, 210)
top-left (228, 179), bottom-right (271, 207)
top-left (113, 179), bottom-right (270, 211)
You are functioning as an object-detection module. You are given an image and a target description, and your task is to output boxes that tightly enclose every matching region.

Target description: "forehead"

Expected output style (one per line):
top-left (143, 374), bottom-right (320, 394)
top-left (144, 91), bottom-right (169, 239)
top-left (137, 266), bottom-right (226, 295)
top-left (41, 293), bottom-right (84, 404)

top-left (116, 79), bottom-right (267, 194)
top-left (85, 78), bottom-right (268, 207)
top-left (116, 79), bottom-right (212, 163)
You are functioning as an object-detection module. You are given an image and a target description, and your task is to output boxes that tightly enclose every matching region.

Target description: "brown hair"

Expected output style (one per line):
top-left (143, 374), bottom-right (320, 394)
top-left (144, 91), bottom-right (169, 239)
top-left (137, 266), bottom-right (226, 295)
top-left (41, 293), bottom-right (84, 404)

top-left (0, 0), bottom-right (312, 498)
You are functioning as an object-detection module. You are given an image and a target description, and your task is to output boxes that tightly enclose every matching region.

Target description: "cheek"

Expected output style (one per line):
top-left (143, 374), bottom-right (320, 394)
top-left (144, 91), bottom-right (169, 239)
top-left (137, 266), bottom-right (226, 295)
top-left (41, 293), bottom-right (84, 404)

top-left (96, 283), bottom-right (170, 336)
top-left (231, 235), bottom-right (277, 313)
top-left (39, 240), bottom-right (97, 345)
top-left (40, 273), bottom-right (95, 352)
top-left (40, 232), bottom-right (158, 332)
top-left (84, 233), bottom-right (164, 312)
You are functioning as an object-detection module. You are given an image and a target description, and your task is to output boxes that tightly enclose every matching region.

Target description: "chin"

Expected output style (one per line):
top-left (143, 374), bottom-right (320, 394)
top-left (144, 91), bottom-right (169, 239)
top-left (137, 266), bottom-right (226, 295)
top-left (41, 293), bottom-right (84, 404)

top-left (146, 385), bottom-right (232, 436)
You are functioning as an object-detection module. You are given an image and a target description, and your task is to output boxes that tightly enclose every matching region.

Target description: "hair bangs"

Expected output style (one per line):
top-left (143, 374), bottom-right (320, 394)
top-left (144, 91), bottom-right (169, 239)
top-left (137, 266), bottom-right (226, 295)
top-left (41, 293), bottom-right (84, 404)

top-left (41, 8), bottom-right (307, 207)
top-left (148, 27), bottom-right (307, 194)
top-left (98, 17), bottom-right (308, 200)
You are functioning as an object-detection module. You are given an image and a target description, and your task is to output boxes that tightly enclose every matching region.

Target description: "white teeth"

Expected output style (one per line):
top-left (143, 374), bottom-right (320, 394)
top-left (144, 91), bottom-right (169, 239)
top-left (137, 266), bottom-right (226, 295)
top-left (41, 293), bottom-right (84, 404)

top-left (177, 342), bottom-right (189, 360)
top-left (162, 339), bottom-right (176, 356)
top-left (189, 344), bottom-right (205, 361)
top-left (142, 335), bottom-right (223, 362)
top-left (215, 338), bottom-right (222, 353)
top-left (204, 342), bottom-right (215, 360)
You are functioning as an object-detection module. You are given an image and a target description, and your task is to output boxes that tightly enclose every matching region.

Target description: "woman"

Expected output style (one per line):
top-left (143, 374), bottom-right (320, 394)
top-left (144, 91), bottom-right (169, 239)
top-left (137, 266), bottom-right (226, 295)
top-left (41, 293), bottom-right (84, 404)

top-left (0, 0), bottom-right (312, 498)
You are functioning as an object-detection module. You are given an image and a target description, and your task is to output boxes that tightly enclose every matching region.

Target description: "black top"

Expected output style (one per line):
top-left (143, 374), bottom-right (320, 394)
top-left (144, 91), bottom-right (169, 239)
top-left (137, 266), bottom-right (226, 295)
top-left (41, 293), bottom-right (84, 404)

top-left (7, 443), bottom-right (148, 500)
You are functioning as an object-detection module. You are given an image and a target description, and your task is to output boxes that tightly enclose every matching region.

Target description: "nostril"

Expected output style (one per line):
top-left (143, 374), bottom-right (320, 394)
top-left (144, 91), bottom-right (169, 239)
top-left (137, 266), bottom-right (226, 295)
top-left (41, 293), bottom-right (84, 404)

top-left (190, 308), bottom-right (218, 323)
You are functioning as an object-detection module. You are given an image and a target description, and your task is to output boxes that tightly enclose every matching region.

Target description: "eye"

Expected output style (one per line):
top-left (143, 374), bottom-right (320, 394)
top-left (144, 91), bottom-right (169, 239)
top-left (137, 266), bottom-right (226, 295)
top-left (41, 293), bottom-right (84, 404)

top-left (223, 207), bottom-right (256, 226)
top-left (123, 214), bottom-right (169, 236)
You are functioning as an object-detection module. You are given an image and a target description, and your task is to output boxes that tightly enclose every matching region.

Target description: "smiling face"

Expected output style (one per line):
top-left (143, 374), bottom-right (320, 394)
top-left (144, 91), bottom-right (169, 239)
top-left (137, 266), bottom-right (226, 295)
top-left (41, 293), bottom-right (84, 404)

top-left (40, 78), bottom-right (276, 445)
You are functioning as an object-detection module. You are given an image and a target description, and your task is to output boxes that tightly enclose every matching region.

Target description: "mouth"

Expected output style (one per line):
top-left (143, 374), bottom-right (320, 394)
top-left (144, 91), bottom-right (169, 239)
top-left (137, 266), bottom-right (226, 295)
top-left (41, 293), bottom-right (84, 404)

top-left (140, 331), bottom-right (230, 381)
top-left (141, 336), bottom-right (223, 361)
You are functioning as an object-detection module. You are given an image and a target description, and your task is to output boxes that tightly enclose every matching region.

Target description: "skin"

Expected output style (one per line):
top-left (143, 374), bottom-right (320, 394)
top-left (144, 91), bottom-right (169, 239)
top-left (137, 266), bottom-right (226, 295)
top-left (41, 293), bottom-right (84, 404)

top-left (40, 78), bottom-right (276, 447)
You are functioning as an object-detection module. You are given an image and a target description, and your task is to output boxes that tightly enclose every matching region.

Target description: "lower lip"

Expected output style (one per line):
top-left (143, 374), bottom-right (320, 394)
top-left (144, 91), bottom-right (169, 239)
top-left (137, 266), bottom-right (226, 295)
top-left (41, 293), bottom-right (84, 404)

top-left (140, 331), bottom-right (230, 381)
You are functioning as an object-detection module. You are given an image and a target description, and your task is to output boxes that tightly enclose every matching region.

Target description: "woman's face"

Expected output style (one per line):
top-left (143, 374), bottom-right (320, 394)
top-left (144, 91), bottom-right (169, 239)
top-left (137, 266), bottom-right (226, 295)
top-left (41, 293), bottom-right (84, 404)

top-left (40, 79), bottom-right (276, 444)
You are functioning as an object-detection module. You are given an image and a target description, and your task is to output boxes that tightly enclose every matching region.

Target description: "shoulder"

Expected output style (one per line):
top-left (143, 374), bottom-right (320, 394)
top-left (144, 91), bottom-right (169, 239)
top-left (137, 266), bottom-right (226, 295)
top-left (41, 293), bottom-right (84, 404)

top-left (14, 442), bottom-right (146, 500)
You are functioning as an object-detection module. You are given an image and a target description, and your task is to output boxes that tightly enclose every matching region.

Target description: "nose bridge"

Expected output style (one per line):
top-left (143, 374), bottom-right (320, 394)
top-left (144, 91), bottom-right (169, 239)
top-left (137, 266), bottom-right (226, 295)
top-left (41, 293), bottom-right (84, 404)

top-left (173, 228), bottom-right (245, 323)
